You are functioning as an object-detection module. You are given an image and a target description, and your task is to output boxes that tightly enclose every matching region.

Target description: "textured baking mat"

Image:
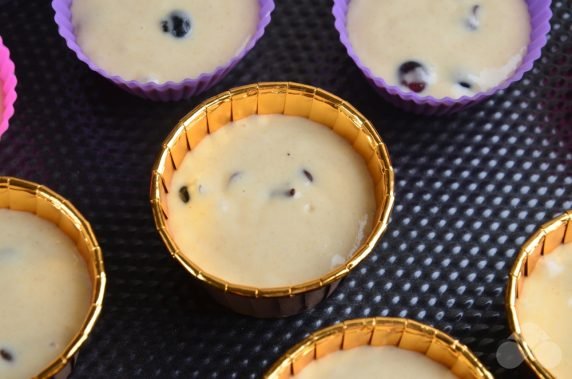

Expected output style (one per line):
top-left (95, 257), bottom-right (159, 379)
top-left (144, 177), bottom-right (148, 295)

top-left (0, 0), bottom-right (570, 378)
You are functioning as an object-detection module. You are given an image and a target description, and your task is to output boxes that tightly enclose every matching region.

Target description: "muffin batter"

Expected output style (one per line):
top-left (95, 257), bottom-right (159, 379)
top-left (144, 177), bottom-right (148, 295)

top-left (167, 115), bottom-right (376, 288)
top-left (347, 0), bottom-right (530, 98)
top-left (517, 242), bottom-right (572, 377)
top-left (72, 0), bottom-right (259, 82)
top-left (0, 210), bottom-right (92, 379)
top-left (293, 345), bottom-right (457, 379)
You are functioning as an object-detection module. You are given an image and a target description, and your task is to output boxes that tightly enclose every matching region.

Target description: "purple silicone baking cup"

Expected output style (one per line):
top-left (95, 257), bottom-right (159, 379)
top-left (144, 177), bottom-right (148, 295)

top-left (0, 36), bottom-right (17, 139)
top-left (333, 0), bottom-right (553, 115)
top-left (52, 0), bottom-right (275, 101)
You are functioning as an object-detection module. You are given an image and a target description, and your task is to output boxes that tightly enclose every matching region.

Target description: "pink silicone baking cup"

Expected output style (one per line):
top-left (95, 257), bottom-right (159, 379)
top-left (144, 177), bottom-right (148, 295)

top-left (0, 36), bottom-right (17, 138)
top-left (333, 0), bottom-right (553, 115)
top-left (52, 0), bottom-right (275, 101)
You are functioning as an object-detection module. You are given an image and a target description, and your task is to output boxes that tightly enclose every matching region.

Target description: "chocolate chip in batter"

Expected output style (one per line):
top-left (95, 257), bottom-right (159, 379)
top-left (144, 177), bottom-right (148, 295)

top-left (0, 348), bottom-right (13, 362)
top-left (161, 11), bottom-right (192, 38)
top-left (302, 169), bottom-right (314, 183)
top-left (465, 5), bottom-right (481, 30)
top-left (287, 188), bottom-right (296, 197)
top-left (179, 186), bottom-right (190, 203)
top-left (398, 61), bottom-right (429, 93)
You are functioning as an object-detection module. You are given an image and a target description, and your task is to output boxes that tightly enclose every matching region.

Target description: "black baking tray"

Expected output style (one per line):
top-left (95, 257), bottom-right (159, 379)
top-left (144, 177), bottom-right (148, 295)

top-left (0, 0), bottom-right (570, 377)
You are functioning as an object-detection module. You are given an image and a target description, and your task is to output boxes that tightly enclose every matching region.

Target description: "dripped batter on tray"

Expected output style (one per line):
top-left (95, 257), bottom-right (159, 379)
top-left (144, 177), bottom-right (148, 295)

top-left (72, 0), bottom-right (259, 82)
top-left (0, 209), bottom-right (92, 379)
top-left (346, 0), bottom-right (530, 99)
top-left (293, 345), bottom-right (458, 379)
top-left (167, 114), bottom-right (376, 288)
top-left (517, 242), bottom-right (572, 377)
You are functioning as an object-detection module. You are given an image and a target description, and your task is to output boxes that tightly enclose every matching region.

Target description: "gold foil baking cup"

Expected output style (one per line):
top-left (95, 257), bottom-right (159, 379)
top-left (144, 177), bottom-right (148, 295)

top-left (0, 177), bottom-right (106, 379)
top-left (150, 82), bottom-right (394, 317)
top-left (506, 211), bottom-right (572, 379)
top-left (264, 317), bottom-right (493, 378)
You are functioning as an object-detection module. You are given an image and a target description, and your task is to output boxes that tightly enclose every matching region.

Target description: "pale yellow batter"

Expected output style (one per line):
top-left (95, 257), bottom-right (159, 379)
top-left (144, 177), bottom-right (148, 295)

top-left (517, 242), bottom-right (572, 378)
top-left (347, 0), bottom-right (530, 99)
top-left (293, 345), bottom-right (458, 379)
top-left (72, 0), bottom-right (259, 83)
top-left (167, 115), bottom-right (376, 288)
top-left (0, 209), bottom-right (92, 379)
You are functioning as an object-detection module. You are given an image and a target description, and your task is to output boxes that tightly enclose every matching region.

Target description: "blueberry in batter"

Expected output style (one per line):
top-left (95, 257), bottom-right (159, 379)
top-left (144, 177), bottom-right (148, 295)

top-left (161, 10), bottom-right (191, 38)
top-left (398, 61), bottom-right (430, 93)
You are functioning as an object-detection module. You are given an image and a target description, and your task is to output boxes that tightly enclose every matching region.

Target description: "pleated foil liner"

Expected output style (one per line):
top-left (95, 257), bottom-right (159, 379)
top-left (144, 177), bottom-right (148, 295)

top-left (506, 211), bottom-right (572, 379)
top-left (0, 177), bottom-right (106, 379)
top-left (150, 82), bottom-right (395, 318)
top-left (264, 317), bottom-right (494, 378)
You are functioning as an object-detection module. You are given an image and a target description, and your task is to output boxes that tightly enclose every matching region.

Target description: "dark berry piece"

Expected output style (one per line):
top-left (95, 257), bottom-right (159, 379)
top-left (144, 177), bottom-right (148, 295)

top-left (227, 171), bottom-right (243, 186)
top-left (161, 11), bottom-right (191, 38)
top-left (179, 186), bottom-right (190, 203)
top-left (1, 348), bottom-right (13, 362)
top-left (270, 187), bottom-right (296, 198)
top-left (458, 81), bottom-right (472, 89)
top-left (465, 5), bottom-right (481, 30)
top-left (302, 169), bottom-right (314, 183)
top-left (399, 61), bottom-right (423, 75)
top-left (408, 82), bottom-right (426, 93)
top-left (398, 61), bottom-right (430, 93)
